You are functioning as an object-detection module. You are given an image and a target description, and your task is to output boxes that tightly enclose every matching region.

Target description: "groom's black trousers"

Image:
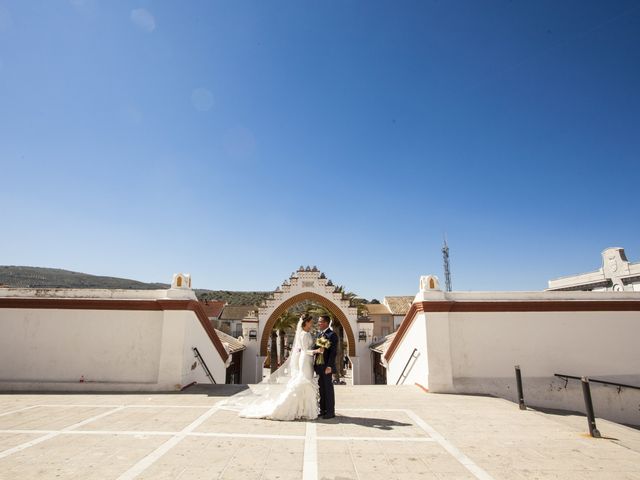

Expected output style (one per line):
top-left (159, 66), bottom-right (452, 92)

top-left (316, 370), bottom-right (335, 416)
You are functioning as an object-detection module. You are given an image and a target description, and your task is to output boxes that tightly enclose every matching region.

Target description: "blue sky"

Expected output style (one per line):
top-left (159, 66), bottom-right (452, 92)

top-left (1, 1), bottom-right (639, 299)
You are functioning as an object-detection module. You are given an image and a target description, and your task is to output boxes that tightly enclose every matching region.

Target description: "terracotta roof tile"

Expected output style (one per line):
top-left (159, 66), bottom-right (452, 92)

top-left (220, 305), bottom-right (255, 320)
top-left (383, 296), bottom-right (414, 315)
top-left (214, 329), bottom-right (246, 353)
top-left (363, 304), bottom-right (392, 315)
top-left (370, 332), bottom-right (397, 354)
top-left (198, 300), bottom-right (225, 318)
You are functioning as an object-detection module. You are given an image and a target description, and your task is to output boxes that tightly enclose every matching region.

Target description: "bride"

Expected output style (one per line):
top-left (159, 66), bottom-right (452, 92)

top-left (221, 314), bottom-right (322, 421)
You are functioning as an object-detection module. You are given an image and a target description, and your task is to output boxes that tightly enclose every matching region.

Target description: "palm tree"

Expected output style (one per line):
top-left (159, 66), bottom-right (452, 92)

top-left (273, 311), bottom-right (298, 365)
top-left (334, 286), bottom-right (368, 317)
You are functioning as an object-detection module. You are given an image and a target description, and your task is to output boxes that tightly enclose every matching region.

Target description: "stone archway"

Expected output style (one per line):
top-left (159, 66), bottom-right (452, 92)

top-left (240, 267), bottom-right (373, 384)
top-left (260, 291), bottom-right (356, 357)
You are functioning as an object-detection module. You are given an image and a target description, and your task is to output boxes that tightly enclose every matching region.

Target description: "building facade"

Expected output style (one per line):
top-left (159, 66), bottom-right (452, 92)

top-left (220, 305), bottom-right (255, 337)
top-left (385, 275), bottom-right (640, 427)
top-left (362, 303), bottom-right (394, 340)
top-left (548, 247), bottom-right (640, 292)
top-left (383, 296), bottom-right (414, 331)
top-left (0, 274), bottom-right (233, 390)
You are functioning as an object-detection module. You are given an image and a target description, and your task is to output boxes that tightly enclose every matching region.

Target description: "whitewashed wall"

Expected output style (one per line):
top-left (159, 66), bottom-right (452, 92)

top-left (0, 290), bottom-right (227, 390)
top-left (0, 308), bottom-right (163, 385)
top-left (181, 311), bottom-right (227, 385)
top-left (443, 310), bottom-right (640, 426)
top-left (387, 290), bottom-right (640, 426)
top-left (240, 320), bottom-right (261, 384)
top-left (386, 310), bottom-right (429, 387)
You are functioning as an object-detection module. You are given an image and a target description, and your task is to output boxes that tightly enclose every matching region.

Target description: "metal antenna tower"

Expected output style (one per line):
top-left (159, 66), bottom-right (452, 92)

top-left (442, 235), bottom-right (452, 292)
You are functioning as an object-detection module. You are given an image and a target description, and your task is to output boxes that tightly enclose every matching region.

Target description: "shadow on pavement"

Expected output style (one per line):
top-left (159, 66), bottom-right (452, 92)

top-left (324, 415), bottom-right (412, 430)
top-left (178, 384), bottom-right (249, 396)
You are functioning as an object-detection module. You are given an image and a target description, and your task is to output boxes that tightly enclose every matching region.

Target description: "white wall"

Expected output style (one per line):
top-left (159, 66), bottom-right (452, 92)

top-left (0, 309), bottom-right (163, 384)
top-left (387, 290), bottom-right (640, 426)
top-left (181, 312), bottom-right (227, 385)
top-left (240, 320), bottom-right (260, 383)
top-left (0, 304), bottom-right (227, 391)
top-left (448, 311), bottom-right (639, 379)
top-left (354, 322), bottom-right (374, 385)
top-left (443, 310), bottom-right (640, 426)
top-left (386, 311), bottom-right (428, 386)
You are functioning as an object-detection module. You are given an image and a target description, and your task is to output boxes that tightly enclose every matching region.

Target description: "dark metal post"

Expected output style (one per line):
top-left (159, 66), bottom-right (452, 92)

top-left (515, 365), bottom-right (526, 410)
top-left (581, 377), bottom-right (601, 438)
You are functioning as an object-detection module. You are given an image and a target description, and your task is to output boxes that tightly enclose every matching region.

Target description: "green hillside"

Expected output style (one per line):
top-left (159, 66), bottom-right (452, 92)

top-left (0, 266), bottom-right (272, 306)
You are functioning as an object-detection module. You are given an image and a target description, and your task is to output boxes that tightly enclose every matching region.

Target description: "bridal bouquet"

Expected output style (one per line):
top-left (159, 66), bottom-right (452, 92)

top-left (315, 337), bottom-right (331, 365)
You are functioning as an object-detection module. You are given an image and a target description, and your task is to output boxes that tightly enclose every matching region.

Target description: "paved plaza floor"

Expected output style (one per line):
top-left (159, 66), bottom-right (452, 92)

top-left (0, 385), bottom-right (638, 480)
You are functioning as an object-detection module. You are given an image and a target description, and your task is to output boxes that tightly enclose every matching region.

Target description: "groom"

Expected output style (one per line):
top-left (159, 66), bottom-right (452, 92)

top-left (315, 315), bottom-right (338, 419)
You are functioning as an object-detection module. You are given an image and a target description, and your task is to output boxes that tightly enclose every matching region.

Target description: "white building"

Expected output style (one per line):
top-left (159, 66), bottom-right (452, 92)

top-left (0, 274), bottom-right (233, 391)
top-left (548, 247), bottom-right (640, 292)
top-left (382, 296), bottom-right (414, 331)
top-left (384, 275), bottom-right (640, 426)
top-left (361, 303), bottom-right (394, 339)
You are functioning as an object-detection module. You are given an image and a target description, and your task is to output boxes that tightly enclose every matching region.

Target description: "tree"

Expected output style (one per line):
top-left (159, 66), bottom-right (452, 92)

top-left (273, 312), bottom-right (299, 365)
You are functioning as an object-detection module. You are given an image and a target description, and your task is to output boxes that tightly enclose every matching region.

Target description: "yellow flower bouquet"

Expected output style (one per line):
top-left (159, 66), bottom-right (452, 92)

top-left (315, 337), bottom-right (331, 365)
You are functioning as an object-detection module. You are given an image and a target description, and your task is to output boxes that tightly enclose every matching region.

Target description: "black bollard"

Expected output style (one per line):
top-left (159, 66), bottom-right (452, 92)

top-left (515, 365), bottom-right (526, 410)
top-left (581, 377), bottom-right (601, 438)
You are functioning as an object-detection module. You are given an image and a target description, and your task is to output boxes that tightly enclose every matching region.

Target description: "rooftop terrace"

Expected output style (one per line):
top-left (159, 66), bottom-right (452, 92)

top-left (0, 385), bottom-right (639, 480)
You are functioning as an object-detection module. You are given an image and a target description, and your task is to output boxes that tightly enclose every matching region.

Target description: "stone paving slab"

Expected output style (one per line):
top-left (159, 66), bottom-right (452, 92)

top-left (0, 386), bottom-right (638, 480)
top-left (75, 406), bottom-right (210, 432)
top-left (0, 405), bottom-right (114, 430)
top-left (0, 433), bottom-right (42, 451)
top-left (196, 409), bottom-right (307, 436)
top-left (1, 433), bottom-right (171, 480)
top-left (137, 438), bottom-right (304, 480)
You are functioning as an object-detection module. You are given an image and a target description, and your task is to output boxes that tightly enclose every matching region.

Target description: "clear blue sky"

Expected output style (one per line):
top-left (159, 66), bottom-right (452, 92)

top-left (1, 1), bottom-right (639, 299)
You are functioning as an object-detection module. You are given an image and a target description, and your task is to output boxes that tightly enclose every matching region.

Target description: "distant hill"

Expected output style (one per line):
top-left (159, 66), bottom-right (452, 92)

top-left (0, 266), bottom-right (272, 306)
top-left (195, 290), bottom-right (272, 306)
top-left (0, 266), bottom-right (170, 290)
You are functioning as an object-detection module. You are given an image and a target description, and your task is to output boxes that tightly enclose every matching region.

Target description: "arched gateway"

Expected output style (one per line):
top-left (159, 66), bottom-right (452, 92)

top-left (240, 267), bottom-right (374, 385)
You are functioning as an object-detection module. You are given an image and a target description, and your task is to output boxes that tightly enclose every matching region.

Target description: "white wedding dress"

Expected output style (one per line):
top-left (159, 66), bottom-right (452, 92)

top-left (220, 320), bottom-right (319, 421)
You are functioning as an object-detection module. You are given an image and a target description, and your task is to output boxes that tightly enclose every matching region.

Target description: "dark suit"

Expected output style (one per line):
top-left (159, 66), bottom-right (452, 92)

top-left (314, 328), bottom-right (338, 417)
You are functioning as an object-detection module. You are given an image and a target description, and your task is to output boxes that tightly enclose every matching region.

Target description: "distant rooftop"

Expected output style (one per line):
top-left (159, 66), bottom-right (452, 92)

top-left (383, 296), bottom-right (414, 315)
top-left (548, 247), bottom-right (640, 292)
top-left (369, 331), bottom-right (397, 354)
top-left (199, 300), bottom-right (225, 318)
top-left (220, 305), bottom-right (255, 320)
top-left (363, 303), bottom-right (392, 315)
top-left (214, 329), bottom-right (246, 353)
